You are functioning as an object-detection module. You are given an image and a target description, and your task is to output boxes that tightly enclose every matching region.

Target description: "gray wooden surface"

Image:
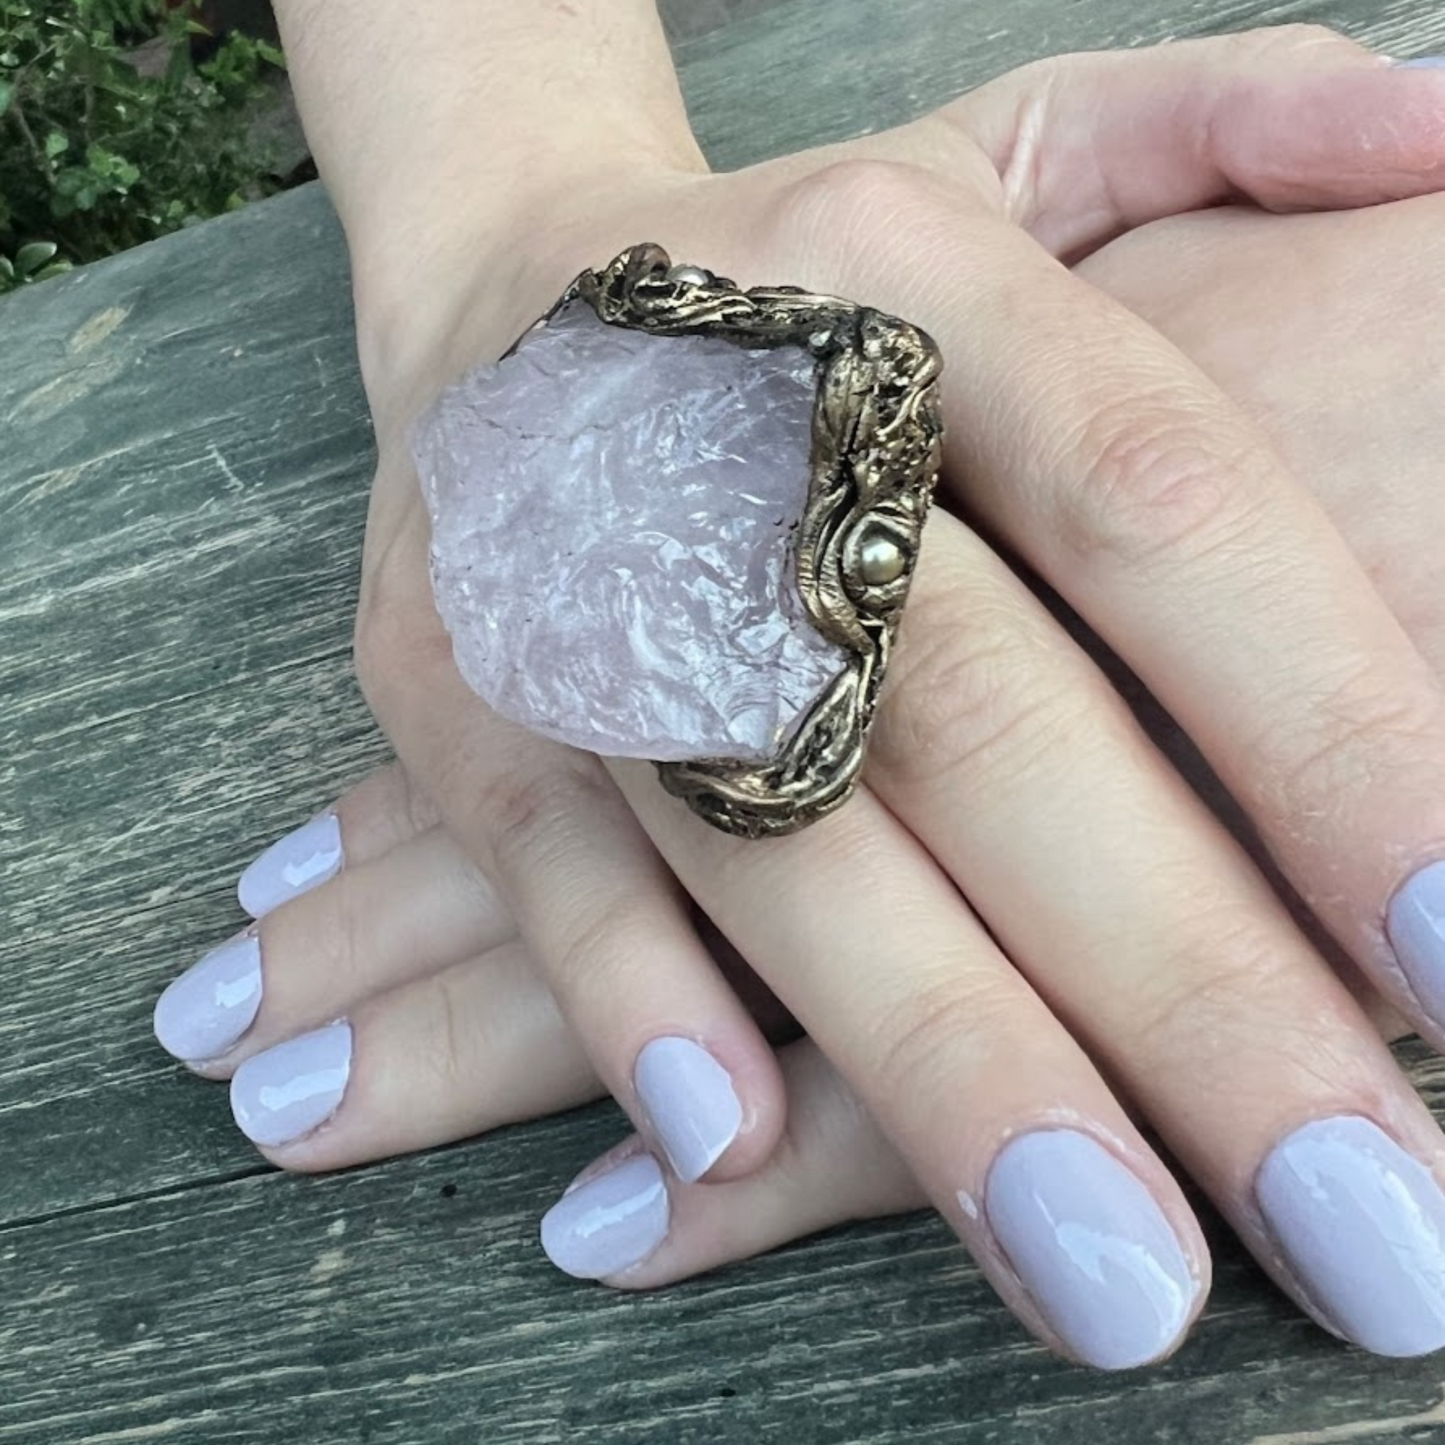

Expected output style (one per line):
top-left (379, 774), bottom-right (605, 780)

top-left (6, 1), bottom-right (1445, 1441)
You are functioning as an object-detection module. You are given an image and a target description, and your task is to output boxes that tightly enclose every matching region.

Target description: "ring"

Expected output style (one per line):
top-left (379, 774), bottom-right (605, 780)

top-left (413, 243), bottom-right (944, 838)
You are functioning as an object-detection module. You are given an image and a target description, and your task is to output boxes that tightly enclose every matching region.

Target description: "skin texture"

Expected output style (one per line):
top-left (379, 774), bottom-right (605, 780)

top-left (156, 6), bottom-right (1445, 1367)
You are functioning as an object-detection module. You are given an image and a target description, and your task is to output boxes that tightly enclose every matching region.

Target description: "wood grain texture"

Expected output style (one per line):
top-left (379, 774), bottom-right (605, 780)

top-left (6, 0), bottom-right (1445, 1440)
top-left (6, 1081), bottom-right (1445, 1445)
top-left (657, 0), bottom-right (792, 45)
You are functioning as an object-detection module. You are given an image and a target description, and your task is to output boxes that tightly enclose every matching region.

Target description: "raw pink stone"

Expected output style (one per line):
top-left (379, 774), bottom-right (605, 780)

top-left (412, 300), bottom-right (847, 761)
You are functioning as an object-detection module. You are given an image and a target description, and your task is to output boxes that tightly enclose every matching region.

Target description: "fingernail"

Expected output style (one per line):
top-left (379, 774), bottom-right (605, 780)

top-left (230, 1021), bottom-right (352, 1147)
top-left (237, 812), bottom-right (343, 918)
top-left (540, 1154), bottom-right (669, 1279)
top-left (1255, 1116), bottom-right (1445, 1357)
top-left (153, 932), bottom-right (263, 1061)
top-left (634, 1037), bottom-right (742, 1182)
top-left (984, 1130), bottom-right (1197, 1370)
top-left (1387, 861), bottom-right (1445, 1028)
top-left (1394, 57), bottom-right (1445, 68)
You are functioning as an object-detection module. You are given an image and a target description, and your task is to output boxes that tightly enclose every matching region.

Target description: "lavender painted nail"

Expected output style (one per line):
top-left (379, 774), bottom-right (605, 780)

top-left (1394, 56), bottom-right (1445, 68)
top-left (237, 812), bottom-right (343, 918)
top-left (634, 1037), bottom-right (742, 1182)
top-left (540, 1154), bottom-right (670, 1279)
top-left (1256, 1116), bottom-right (1445, 1357)
top-left (230, 1022), bottom-right (352, 1147)
top-left (1386, 861), bottom-right (1445, 1029)
top-left (984, 1130), bottom-right (1196, 1370)
top-left (153, 932), bottom-right (263, 1062)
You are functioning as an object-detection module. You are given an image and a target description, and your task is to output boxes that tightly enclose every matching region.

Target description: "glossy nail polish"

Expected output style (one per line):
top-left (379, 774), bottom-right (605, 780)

top-left (984, 1130), bottom-right (1197, 1369)
top-left (237, 812), bottom-right (343, 919)
top-left (634, 1037), bottom-right (742, 1182)
top-left (153, 932), bottom-right (263, 1062)
top-left (540, 1154), bottom-right (669, 1279)
top-left (230, 1021), bottom-right (352, 1147)
top-left (1386, 860), bottom-right (1445, 1028)
top-left (1256, 1116), bottom-right (1445, 1357)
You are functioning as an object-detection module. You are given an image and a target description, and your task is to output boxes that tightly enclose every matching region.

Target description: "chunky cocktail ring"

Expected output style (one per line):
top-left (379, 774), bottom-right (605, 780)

top-left (413, 243), bottom-right (944, 838)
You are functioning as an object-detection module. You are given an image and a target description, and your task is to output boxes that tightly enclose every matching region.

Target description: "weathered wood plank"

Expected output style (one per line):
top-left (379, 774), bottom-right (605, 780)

top-left (6, 0), bottom-right (1445, 1440)
top-left (4, 1092), bottom-right (1445, 1445)
top-left (658, 0), bottom-right (792, 45)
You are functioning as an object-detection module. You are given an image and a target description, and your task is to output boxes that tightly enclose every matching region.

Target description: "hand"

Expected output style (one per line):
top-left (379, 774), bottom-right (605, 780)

top-left (155, 29), bottom-right (1445, 1367)
top-left (584, 186), bottom-right (1445, 1296)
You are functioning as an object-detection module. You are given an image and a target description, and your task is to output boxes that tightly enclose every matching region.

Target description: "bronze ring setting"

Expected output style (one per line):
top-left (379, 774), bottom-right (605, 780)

top-left (413, 243), bottom-right (945, 839)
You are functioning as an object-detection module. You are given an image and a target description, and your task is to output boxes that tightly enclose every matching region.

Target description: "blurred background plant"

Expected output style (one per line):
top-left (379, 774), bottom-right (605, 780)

top-left (0, 0), bottom-right (285, 294)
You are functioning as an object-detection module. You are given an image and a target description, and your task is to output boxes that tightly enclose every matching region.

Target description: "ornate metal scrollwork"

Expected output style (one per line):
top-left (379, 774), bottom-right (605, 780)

top-left (548, 243), bottom-right (944, 839)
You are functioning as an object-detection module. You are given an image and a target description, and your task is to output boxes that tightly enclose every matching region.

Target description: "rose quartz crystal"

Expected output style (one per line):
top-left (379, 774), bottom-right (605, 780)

top-left (412, 300), bottom-right (847, 761)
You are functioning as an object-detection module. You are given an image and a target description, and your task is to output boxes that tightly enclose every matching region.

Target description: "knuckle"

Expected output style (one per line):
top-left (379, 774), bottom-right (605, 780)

top-left (478, 755), bottom-right (616, 883)
top-left (1258, 664), bottom-right (1444, 815)
top-left (396, 767), bottom-right (443, 841)
top-left (332, 869), bottom-right (378, 992)
top-left (419, 967), bottom-right (474, 1097)
top-left (1057, 396), bottom-right (1264, 568)
top-left (775, 157), bottom-right (949, 253)
top-left (1128, 924), bottom-right (1291, 1065)
top-left (870, 971), bottom-right (1018, 1104)
top-left (263, 864), bottom-right (374, 1013)
top-left (871, 580), bottom-right (1096, 793)
top-left (549, 889), bottom-right (665, 1004)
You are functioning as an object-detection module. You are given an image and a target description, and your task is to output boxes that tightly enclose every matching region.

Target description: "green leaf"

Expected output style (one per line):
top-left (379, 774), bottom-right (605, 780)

top-left (0, 255), bottom-right (13, 282)
top-left (15, 240), bottom-right (57, 276)
top-left (0, 2), bottom-right (285, 267)
top-left (164, 35), bottom-right (192, 86)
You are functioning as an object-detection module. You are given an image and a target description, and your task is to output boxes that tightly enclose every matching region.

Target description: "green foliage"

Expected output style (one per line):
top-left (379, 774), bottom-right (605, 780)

top-left (0, 237), bottom-right (69, 288)
top-left (0, 0), bottom-right (284, 293)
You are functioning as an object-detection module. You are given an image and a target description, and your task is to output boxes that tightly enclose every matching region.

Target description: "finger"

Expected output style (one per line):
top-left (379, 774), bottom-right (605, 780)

top-left (1075, 196), bottom-right (1445, 686)
top-left (216, 920), bottom-right (808, 1174)
top-left (353, 486), bottom-right (787, 1183)
top-left (156, 825), bottom-right (515, 1072)
top-left (1072, 197), bottom-right (1445, 1047)
top-left (541, 1040), bottom-right (924, 1286)
top-left (606, 758), bottom-right (1209, 1369)
top-left (945, 26), bottom-right (1445, 259)
top-left (235, 761), bottom-right (439, 918)
top-left (778, 169), bottom-right (1445, 1057)
top-left (860, 511), bottom-right (1445, 1357)
top-left (226, 940), bottom-right (604, 1170)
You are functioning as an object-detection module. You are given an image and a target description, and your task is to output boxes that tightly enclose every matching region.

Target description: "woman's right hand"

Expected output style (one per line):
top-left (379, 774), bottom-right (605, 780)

top-left (156, 26), bottom-right (1445, 1368)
